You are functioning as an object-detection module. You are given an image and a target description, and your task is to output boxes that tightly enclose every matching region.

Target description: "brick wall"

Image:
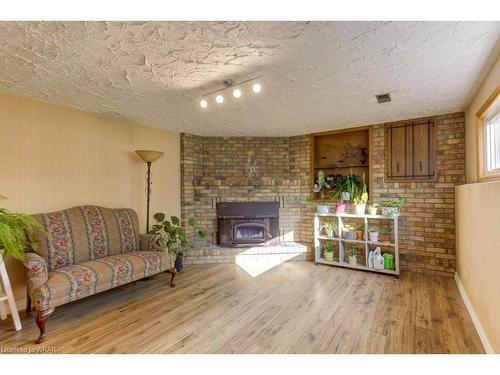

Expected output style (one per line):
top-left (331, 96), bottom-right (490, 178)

top-left (371, 112), bottom-right (465, 277)
top-left (180, 134), bottom-right (314, 259)
top-left (180, 111), bottom-right (465, 277)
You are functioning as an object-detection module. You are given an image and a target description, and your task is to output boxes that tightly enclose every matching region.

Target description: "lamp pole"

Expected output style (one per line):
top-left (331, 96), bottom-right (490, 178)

top-left (146, 161), bottom-right (152, 233)
top-left (134, 150), bottom-right (164, 234)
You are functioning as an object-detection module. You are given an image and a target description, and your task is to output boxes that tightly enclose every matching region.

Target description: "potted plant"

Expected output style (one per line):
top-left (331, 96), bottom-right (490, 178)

top-left (151, 213), bottom-right (206, 271)
top-left (313, 170), bottom-right (332, 212)
top-left (380, 227), bottom-right (391, 243)
top-left (368, 203), bottom-right (379, 216)
top-left (352, 172), bottom-right (368, 215)
top-left (323, 242), bottom-right (335, 261)
top-left (368, 225), bottom-right (379, 242)
top-left (321, 221), bottom-right (337, 238)
top-left (381, 198), bottom-right (405, 216)
top-left (330, 175), bottom-right (347, 213)
top-left (0, 206), bottom-right (44, 261)
top-left (342, 224), bottom-right (355, 240)
top-left (347, 248), bottom-right (357, 265)
top-left (355, 223), bottom-right (365, 240)
top-left (344, 169), bottom-right (359, 202)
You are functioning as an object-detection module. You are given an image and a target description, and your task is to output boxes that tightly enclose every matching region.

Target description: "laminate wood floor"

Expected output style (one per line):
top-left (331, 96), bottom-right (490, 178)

top-left (0, 262), bottom-right (484, 353)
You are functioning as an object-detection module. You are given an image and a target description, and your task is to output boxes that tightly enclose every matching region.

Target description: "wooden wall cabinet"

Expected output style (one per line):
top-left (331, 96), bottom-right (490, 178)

top-left (385, 117), bottom-right (436, 181)
top-left (310, 127), bottom-right (372, 198)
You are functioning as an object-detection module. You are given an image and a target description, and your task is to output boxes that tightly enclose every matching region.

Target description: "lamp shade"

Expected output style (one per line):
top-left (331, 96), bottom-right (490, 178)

top-left (135, 150), bottom-right (164, 163)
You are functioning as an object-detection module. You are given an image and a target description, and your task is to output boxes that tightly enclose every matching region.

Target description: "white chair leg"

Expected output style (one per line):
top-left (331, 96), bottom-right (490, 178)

top-left (0, 261), bottom-right (22, 331)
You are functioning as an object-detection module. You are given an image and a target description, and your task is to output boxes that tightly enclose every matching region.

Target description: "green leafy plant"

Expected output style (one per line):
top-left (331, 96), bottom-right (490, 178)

top-left (347, 247), bottom-right (358, 257)
top-left (380, 227), bottom-right (390, 235)
top-left (345, 169), bottom-right (359, 200)
top-left (150, 213), bottom-right (206, 259)
top-left (353, 172), bottom-right (368, 204)
top-left (329, 175), bottom-right (347, 202)
top-left (323, 242), bottom-right (335, 253)
top-left (355, 223), bottom-right (365, 231)
top-left (321, 221), bottom-right (337, 238)
top-left (0, 209), bottom-right (44, 261)
top-left (380, 198), bottom-right (406, 208)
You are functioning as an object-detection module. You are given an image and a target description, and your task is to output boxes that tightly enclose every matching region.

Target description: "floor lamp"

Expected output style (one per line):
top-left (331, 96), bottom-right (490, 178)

top-left (135, 150), bottom-right (164, 233)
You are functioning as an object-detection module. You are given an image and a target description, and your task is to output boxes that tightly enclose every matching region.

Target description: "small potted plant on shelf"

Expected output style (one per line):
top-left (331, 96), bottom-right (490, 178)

top-left (368, 225), bottom-right (379, 242)
top-left (368, 203), bottom-right (379, 216)
top-left (352, 173), bottom-right (368, 215)
top-left (321, 221), bottom-right (337, 238)
top-left (380, 227), bottom-right (391, 242)
top-left (381, 198), bottom-right (405, 216)
top-left (355, 223), bottom-right (365, 240)
top-left (323, 242), bottom-right (335, 261)
top-left (151, 213), bottom-right (206, 271)
top-left (342, 224), bottom-right (355, 240)
top-left (347, 248), bottom-right (357, 265)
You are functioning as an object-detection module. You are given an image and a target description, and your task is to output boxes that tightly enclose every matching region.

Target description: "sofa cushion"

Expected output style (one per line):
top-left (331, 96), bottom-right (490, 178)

top-left (32, 251), bottom-right (170, 311)
top-left (32, 206), bottom-right (140, 271)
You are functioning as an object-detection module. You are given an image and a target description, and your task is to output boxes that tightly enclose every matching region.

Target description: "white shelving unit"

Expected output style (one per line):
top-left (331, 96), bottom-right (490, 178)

top-left (314, 212), bottom-right (400, 276)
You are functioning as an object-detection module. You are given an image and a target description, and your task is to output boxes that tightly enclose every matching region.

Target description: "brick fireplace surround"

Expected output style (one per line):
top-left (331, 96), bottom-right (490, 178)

top-left (181, 112), bottom-right (465, 277)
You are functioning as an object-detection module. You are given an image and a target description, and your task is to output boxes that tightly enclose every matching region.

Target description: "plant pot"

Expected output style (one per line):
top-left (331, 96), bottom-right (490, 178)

top-left (175, 254), bottom-right (184, 271)
top-left (354, 204), bottom-right (366, 215)
top-left (344, 231), bottom-right (355, 240)
top-left (355, 230), bottom-right (364, 240)
top-left (382, 207), bottom-right (400, 216)
top-left (369, 232), bottom-right (379, 242)
top-left (348, 255), bottom-right (357, 265)
top-left (323, 251), bottom-right (334, 261)
top-left (335, 203), bottom-right (346, 213)
top-left (317, 204), bottom-right (331, 214)
top-left (326, 229), bottom-right (336, 238)
top-left (380, 235), bottom-right (390, 243)
top-left (368, 206), bottom-right (378, 215)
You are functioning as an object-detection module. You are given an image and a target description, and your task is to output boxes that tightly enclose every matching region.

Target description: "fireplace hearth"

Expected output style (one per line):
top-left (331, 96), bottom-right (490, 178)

top-left (217, 202), bottom-right (279, 247)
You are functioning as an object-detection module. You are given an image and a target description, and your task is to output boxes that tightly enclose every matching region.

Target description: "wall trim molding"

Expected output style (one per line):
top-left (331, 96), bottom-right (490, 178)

top-left (454, 272), bottom-right (495, 354)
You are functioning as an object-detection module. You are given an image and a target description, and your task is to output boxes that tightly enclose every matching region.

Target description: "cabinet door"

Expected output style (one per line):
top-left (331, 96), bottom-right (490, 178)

top-left (386, 118), bottom-right (436, 181)
top-left (413, 122), bottom-right (434, 177)
top-left (388, 126), bottom-right (407, 178)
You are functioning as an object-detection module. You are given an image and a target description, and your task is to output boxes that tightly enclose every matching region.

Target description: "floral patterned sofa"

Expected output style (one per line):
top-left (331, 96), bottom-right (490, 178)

top-left (23, 205), bottom-right (175, 344)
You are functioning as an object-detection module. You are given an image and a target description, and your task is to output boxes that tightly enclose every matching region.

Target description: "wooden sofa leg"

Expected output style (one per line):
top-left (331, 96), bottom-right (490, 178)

top-left (169, 267), bottom-right (177, 288)
top-left (35, 308), bottom-right (54, 344)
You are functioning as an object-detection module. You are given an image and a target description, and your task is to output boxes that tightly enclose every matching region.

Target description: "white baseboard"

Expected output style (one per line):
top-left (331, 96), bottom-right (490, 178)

top-left (454, 272), bottom-right (495, 354)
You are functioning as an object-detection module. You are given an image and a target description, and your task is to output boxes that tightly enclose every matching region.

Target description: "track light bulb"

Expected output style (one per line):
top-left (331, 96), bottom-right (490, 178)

top-left (233, 89), bottom-right (242, 98)
top-left (252, 83), bottom-right (262, 93)
top-left (216, 95), bottom-right (224, 104)
top-left (200, 99), bottom-right (208, 108)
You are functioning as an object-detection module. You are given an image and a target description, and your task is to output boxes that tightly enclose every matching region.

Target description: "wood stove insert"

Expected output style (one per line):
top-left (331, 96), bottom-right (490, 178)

top-left (216, 202), bottom-right (279, 247)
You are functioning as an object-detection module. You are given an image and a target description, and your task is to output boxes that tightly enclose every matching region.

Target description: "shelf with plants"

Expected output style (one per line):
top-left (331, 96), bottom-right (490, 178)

top-left (313, 212), bottom-right (399, 276)
top-left (311, 127), bottom-right (371, 201)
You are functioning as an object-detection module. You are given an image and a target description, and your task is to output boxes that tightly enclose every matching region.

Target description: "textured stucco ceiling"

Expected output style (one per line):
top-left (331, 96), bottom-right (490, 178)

top-left (0, 21), bottom-right (499, 136)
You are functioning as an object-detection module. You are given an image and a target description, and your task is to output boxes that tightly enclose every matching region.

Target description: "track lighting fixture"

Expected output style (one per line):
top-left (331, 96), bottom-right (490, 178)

top-left (198, 76), bottom-right (262, 109)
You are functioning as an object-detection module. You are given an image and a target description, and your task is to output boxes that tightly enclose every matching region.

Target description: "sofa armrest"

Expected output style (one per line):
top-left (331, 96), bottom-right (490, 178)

top-left (140, 234), bottom-right (175, 269)
top-left (23, 252), bottom-right (48, 295)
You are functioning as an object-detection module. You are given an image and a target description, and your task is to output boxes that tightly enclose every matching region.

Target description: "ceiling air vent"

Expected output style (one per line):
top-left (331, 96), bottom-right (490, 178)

top-left (376, 93), bottom-right (391, 103)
